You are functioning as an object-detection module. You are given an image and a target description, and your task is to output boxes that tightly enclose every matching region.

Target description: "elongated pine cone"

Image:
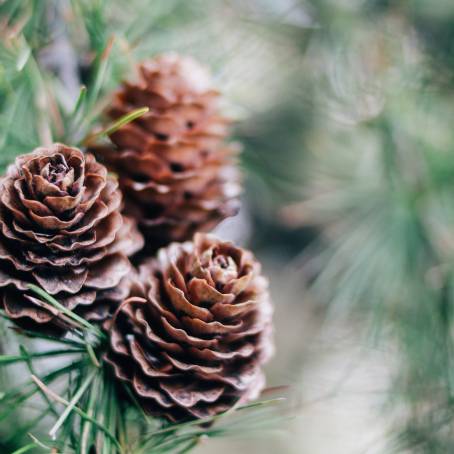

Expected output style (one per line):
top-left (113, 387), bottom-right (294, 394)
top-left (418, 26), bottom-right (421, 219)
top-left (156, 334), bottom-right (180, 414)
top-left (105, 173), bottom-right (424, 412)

top-left (0, 143), bottom-right (143, 331)
top-left (106, 233), bottom-right (273, 421)
top-left (93, 54), bottom-right (241, 250)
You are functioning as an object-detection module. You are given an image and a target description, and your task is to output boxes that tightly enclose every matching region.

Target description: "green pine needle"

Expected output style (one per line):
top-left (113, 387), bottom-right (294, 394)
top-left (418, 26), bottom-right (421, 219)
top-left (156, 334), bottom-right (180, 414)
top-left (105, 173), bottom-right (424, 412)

top-left (10, 443), bottom-right (37, 454)
top-left (81, 106), bottom-right (149, 146)
top-left (0, 348), bottom-right (84, 366)
top-left (49, 369), bottom-right (96, 439)
top-left (27, 284), bottom-right (105, 340)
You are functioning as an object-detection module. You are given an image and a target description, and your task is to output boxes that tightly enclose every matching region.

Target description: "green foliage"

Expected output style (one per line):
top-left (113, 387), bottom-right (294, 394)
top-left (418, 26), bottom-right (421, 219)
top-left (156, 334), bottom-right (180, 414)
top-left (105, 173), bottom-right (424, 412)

top-left (283, 2), bottom-right (454, 452)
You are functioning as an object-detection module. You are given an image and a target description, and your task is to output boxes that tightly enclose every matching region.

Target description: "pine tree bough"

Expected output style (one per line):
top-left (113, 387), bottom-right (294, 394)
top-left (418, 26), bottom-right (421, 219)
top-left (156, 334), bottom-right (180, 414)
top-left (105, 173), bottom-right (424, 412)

top-left (92, 54), bottom-right (241, 251)
top-left (0, 143), bottom-right (143, 332)
top-left (105, 233), bottom-right (273, 421)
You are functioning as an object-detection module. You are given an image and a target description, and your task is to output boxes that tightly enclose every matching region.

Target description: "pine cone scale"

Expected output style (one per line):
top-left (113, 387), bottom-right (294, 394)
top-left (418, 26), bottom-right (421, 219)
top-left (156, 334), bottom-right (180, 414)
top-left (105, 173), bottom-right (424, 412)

top-left (4, 288), bottom-right (54, 323)
top-left (33, 267), bottom-right (88, 294)
top-left (159, 316), bottom-right (220, 348)
top-left (84, 253), bottom-right (131, 288)
top-left (129, 339), bottom-right (174, 378)
top-left (59, 290), bottom-right (97, 309)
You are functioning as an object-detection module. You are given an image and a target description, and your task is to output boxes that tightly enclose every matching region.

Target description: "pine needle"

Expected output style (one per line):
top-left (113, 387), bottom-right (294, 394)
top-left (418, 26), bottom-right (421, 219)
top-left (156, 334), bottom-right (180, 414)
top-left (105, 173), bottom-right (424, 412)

top-left (0, 348), bottom-right (84, 366)
top-left (49, 370), bottom-right (96, 439)
top-left (10, 443), bottom-right (37, 454)
top-left (20, 345), bottom-right (59, 418)
top-left (27, 284), bottom-right (105, 340)
top-left (81, 106), bottom-right (149, 146)
top-left (31, 373), bottom-right (122, 450)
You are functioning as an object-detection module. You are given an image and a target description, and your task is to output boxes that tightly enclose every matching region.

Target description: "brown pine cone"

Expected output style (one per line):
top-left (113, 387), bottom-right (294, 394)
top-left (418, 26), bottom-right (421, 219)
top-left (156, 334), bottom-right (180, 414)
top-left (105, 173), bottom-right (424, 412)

top-left (0, 143), bottom-right (144, 331)
top-left (105, 233), bottom-right (273, 422)
top-left (93, 54), bottom-right (241, 251)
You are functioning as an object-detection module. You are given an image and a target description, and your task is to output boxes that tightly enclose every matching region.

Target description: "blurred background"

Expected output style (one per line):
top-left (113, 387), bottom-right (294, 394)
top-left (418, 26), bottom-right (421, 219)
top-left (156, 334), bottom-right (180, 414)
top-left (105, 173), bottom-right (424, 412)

top-left (4, 0), bottom-right (454, 452)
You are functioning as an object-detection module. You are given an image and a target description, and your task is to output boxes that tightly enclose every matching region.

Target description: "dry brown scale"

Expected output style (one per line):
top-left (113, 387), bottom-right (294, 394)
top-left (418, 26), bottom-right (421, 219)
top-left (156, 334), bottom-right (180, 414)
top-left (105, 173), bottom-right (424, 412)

top-left (93, 54), bottom-right (241, 251)
top-left (105, 233), bottom-right (274, 422)
top-left (0, 143), bottom-right (143, 331)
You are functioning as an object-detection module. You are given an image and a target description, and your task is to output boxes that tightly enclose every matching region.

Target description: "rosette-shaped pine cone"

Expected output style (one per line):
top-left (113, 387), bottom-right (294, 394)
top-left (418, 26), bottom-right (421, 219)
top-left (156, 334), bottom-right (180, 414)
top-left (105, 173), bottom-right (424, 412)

top-left (0, 143), bottom-right (144, 331)
top-left (93, 54), bottom-right (241, 250)
top-left (106, 233), bottom-right (273, 421)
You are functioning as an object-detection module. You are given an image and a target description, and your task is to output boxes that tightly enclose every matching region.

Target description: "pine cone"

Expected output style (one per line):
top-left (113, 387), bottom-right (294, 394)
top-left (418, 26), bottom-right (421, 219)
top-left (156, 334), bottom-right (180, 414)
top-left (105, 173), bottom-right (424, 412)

top-left (0, 143), bottom-right (144, 331)
top-left (105, 233), bottom-right (273, 421)
top-left (93, 54), bottom-right (241, 250)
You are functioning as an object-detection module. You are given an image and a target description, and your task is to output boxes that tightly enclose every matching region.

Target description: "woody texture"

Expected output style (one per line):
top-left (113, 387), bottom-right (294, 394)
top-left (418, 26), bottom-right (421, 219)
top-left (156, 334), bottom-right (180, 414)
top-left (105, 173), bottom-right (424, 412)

top-left (106, 233), bottom-right (273, 421)
top-left (0, 143), bottom-right (143, 331)
top-left (94, 54), bottom-right (241, 250)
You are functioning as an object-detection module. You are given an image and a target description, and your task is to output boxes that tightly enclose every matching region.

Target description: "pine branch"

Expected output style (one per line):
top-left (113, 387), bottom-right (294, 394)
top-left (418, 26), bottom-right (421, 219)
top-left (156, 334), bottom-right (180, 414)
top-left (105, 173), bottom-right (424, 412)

top-left (0, 3), bottom-right (291, 453)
